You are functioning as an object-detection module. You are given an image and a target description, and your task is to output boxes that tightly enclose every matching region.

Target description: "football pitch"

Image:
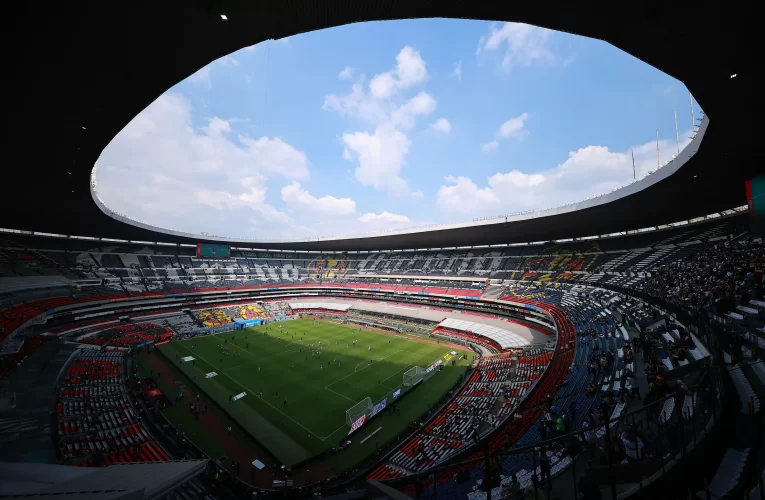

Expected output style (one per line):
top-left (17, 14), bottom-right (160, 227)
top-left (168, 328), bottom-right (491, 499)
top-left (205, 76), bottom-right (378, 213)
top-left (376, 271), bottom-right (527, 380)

top-left (157, 318), bottom-right (471, 466)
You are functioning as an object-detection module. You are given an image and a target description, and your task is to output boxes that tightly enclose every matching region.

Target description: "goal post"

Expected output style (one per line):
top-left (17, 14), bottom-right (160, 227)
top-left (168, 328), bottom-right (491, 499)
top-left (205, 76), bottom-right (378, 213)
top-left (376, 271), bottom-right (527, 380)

top-left (345, 397), bottom-right (373, 426)
top-left (403, 366), bottom-right (424, 387)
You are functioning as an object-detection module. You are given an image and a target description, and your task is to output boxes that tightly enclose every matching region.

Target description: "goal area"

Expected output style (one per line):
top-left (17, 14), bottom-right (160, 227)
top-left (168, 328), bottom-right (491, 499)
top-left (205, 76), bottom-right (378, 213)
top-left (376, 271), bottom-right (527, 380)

top-left (403, 366), bottom-right (424, 386)
top-left (345, 397), bottom-right (373, 425)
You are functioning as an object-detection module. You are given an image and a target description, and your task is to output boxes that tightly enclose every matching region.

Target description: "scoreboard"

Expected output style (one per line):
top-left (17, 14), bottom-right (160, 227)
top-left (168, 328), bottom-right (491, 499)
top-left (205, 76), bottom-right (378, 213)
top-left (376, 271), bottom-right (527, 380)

top-left (746, 176), bottom-right (765, 216)
top-left (747, 176), bottom-right (765, 234)
top-left (196, 243), bottom-right (230, 258)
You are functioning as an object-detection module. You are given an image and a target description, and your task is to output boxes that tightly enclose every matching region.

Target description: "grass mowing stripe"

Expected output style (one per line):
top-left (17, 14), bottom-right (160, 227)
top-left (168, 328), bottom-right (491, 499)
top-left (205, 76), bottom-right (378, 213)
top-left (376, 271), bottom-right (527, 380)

top-left (159, 318), bottom-right (472, 467)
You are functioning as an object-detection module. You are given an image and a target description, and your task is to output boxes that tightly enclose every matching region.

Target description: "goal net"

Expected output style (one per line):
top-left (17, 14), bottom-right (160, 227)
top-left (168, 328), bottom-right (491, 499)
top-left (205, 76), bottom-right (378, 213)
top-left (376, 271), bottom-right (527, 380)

top-left (403, 366), bottom-right (424, 387)
top-left (345, 397), bottom-right (373, 426)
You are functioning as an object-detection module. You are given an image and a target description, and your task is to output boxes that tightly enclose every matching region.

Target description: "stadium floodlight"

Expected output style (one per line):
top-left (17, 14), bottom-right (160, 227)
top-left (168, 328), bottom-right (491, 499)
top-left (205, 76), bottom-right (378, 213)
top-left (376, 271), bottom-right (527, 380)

top-left (345, 397), bottom-right (373, 426)
top-left (220, 14), bottom-right (228, 20)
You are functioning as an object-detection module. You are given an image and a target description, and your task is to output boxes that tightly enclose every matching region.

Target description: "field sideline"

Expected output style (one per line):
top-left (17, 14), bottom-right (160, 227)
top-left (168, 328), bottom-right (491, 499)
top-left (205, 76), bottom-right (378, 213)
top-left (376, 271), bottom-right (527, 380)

top-left (158, 318), bottom-right (471, 466)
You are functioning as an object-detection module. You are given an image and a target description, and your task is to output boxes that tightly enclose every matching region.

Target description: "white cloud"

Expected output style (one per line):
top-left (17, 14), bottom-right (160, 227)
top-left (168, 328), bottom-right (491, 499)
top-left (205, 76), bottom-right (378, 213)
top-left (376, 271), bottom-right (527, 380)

top-left (238, 135), bottom-right (309, 180)
top-left (481, 140), bottom-right (499, 153)
top-left (338, 66), bottom-right (354, 80)
top-left (411, 190), bottom-right (424, 200)
top-left (202, 117), bottom-right (232, 137)
top-left (437, 176), bottom-right (500, 213)
top-left (438, 131), bottom-right (694, 216)
top-left (189, 66), bottom-right (211, 87)
top-left (481, 113), bottom-right (529, 151)
top-left (96, 93), bottom-right (310, 238)
top-left (358, 211), bottom-right (411, 224)
top-left (342, 125), bottom-right (410, 194)
top-left (220, 55), bottom-right (240, 67)
top-left (390, 92), bottom-right (437, 130)
top-left (196, 175), bottom-right (267, 211)
top-left (322, 82), bottom-right (389, 124)
top-left (188, 53), bottom-right (242, 87)
top-left (498, 113), bottom-right (529, 139)
top-left (324, 47), bottom-right (438, 195)
top-left (369, 46), bottom-right (428, 99)
top-left (454, 61), bottom-right (463, 80)
top-left (430, 117), bottom-right (452, 134)
top-left (281, 182), bottom-right (356, 215)
top-left (478, 22), bottom-right (559, 72)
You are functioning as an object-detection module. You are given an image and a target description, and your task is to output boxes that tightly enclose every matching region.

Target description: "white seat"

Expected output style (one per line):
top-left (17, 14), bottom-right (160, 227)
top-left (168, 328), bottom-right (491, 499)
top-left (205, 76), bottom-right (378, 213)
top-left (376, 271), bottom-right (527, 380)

top-left (737, 305), bottom-right (758, 315)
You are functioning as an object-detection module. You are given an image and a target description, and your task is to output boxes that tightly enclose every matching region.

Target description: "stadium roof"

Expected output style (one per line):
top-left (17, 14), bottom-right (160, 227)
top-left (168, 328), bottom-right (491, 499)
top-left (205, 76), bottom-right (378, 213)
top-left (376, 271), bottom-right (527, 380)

top-left (6, 2), bottom-right (753, 251)
top-left (0, 460), bottom-right (207, 498)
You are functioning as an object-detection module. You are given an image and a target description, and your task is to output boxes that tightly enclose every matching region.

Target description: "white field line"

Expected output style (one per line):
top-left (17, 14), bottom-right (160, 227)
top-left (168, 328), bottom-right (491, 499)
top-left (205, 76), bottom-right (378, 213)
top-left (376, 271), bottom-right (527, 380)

top-left (175, 342), bottom-right (323, 440)
top-left (328, 350), bottom-right (406, 388)
top-left (320, 422), bottom-right (349, 441)
top-left (325, 386), bottom-right (356, 403)
top-left (174, 320), bottom-right (443, 441)
top-left (201, 329), bottom-right (329, 373)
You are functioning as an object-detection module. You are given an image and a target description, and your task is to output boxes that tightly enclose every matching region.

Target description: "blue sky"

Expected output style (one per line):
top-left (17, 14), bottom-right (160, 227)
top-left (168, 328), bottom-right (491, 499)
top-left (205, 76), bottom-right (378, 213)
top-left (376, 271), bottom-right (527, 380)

top-left (96, 19), bottom-right (701, 240)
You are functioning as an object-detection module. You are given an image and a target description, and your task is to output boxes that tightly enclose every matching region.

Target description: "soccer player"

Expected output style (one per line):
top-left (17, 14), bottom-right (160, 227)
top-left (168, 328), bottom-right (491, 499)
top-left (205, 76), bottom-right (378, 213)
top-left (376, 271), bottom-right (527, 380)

top-left (320, 364), bottom-right (323, 371)
top-left (368, 346), bottom-right (371, 351)
top-left (292, 362), bottom-right (294, 369)
top-left (284, 399), bottom-right (287, 408)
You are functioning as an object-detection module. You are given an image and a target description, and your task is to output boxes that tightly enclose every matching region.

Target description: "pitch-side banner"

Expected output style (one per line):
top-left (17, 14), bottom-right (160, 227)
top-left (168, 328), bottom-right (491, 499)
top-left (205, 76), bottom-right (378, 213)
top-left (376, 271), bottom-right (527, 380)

top-left (369, 398), bottom-right (387, 419)
top-left (348, 414), bottom-right (367, 435)
top-left (424, 359), bottom-right (444, 374)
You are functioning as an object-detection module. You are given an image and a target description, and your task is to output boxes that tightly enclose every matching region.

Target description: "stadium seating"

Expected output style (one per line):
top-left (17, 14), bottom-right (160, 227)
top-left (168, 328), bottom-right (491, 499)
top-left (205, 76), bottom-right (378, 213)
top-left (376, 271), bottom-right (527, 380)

top-left (696, 448), bottom-right (750, 499)
top-left (76, 323), bottom-right (174, 348)
top-left (0, 214), bottom-right (748, 295)
top-left (370, 349), bottom-right (551, 478)
top-left (0, 212), bottom-right (752, 497)
top-left (56, 350), bottom-right (171, 466)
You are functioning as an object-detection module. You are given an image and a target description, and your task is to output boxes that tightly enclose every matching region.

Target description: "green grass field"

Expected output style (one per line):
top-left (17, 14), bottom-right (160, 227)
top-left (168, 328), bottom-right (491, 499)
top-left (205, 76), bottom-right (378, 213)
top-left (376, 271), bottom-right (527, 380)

top-left (157, 318), bottom-right (471, 467)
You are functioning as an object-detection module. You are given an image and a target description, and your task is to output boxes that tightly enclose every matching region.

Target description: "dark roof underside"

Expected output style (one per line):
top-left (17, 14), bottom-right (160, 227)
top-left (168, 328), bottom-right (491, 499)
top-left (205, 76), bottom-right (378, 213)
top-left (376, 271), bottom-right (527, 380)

top-left (4, 1), bottom-right (756, 251)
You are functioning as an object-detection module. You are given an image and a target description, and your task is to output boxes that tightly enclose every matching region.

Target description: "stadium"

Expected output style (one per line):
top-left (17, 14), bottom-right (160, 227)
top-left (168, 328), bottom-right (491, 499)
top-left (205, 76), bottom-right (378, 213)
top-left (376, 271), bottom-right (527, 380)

top-left (1, 2), bottom-right (758, 500)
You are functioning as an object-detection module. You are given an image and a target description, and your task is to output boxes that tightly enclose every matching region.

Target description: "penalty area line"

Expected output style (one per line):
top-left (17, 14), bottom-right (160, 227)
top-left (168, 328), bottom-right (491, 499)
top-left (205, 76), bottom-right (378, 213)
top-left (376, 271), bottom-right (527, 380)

top-left (324, 386), bottom-right (356, 404)
top-left (174, 342), bottom-right (323, 441)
